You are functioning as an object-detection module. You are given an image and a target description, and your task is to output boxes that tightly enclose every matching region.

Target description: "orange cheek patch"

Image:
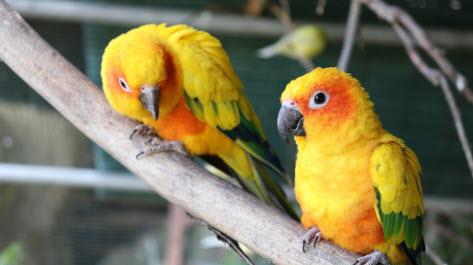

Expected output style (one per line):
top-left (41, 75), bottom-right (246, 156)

top-left (297, 81), bottom-right (356, 127)
top-left (108, 67), bottom-right (139, 98)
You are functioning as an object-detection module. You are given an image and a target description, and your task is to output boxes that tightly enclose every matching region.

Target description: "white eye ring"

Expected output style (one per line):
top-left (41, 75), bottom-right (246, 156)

top-left (308, 90), bottom-right (329, 109)
top-left (118, 77), bottom-right (131, 92)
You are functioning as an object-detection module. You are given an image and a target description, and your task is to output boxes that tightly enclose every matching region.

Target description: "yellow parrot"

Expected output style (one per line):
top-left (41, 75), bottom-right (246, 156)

top-left (100, 23), bottom-right (296, 219)
top-left (257, 25), bottom-right (326, 61)
top-left (277, 67), bottom-right (424, 265)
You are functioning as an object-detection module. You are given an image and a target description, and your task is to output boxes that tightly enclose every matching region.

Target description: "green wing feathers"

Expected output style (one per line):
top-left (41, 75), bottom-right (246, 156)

top-left (167, 24), bottom-right (243, 130)
top-left (185, 93), bottom-right (286, 177)
top-left (169, 24), bottom-right (295, 218)
top-left (172, 23), bottom-right (287, 179)
top-left (370, 141), bottom-right (424, 251)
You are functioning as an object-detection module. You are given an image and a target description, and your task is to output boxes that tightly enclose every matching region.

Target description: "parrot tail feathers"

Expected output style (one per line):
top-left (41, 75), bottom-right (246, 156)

top-left (400, 239), bottom-right (425, 265)
top-left (198, 155), bottom-right (239, 184)
top-left (253, 159), bottom-right (299, 220)
top-left (211, 144), bottom-right (298, 220)
top-left (237, 139), bottom-right (292, 186)
top-left (212, 149), bottom-right (273, 205)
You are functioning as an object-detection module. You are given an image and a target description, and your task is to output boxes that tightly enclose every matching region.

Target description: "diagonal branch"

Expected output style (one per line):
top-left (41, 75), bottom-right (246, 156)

top-left (425, 245), bottom-right (448, 265)
top-left (0, 1), bottom-right (356, 264)
top-left (358, 0), bottom-right (473, 103)
top-left (337, 0), bottom-right (362, 71)
top-left (348, 0), bottom-right (473, 179)
top-left (394, 20), bottom-right (473, 179)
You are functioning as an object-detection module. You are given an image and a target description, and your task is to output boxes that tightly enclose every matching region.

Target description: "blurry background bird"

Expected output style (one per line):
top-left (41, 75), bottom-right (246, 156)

top-left (257, 25), bottom-right (326, 62)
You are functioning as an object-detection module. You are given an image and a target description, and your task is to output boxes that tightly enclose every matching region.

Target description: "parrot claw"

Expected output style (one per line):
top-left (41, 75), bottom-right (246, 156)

top-left (353, 250), bottom-right (390, 265)
top-left (130, 124), bottom-right (154, 140)
top-left (136, 138), bottom-right (189, 158)
top-left (302, 227), bottom-right (322, 253)
top-left (130, 124), bottom-right (189, 158)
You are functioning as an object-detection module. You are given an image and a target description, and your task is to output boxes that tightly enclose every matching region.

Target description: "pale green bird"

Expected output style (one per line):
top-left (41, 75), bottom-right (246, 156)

top-left (257, 25), bottom-right (326, 60)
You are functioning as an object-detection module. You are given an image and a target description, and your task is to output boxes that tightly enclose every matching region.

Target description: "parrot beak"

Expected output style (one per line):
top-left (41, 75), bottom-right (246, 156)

top-left (140, 85), bottom-right (160, 120)
top-left (277, 102), bottom-right (306, 143)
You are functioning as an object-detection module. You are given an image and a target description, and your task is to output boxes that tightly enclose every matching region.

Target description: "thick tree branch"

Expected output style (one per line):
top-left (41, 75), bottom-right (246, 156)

top-left (0, 1), bottom-right (356, 264)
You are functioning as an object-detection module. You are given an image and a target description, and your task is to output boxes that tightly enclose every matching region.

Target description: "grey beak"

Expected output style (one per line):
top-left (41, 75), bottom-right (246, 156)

top-left (140, 85), bottom-right (160, 120)
top-left (277, 104), bottom-right (306, 143)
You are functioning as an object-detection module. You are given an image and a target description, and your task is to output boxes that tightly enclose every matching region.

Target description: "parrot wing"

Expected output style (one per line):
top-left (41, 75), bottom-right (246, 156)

top-left (164, 24), bottom-right (296, 219)
top-left (369, 140), bottom-right (424, 252)
top-left (166, 24), bottom-right (286, 178)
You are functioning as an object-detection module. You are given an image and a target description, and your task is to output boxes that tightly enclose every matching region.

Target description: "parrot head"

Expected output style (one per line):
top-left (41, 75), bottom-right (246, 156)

top-left (101, 28), bottom-right (182, 123)
top-left (277, 67), bottom-right (380, 146)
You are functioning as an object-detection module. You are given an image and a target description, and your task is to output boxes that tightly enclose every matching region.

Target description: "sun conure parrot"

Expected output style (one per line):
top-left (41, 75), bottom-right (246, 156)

top-left (100, 23), bottom-right (296, 220)
top-left (277, 67), bottom-right (424, 265)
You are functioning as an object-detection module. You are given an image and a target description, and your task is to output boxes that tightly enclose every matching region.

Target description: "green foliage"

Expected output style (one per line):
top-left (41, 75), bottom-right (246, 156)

top-left (0, 242), bottom-right (23, 265)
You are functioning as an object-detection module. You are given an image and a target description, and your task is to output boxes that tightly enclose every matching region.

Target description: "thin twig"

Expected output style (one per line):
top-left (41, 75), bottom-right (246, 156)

top-left (425, 245), bottom-right (448, 265)
top-left (278, 0), bottom-right (292, 22)
top-left (337, 0), bottom-right (362, 71)
top-left (296, 56), bottom-right (315, 71)
top-left (354, 0), bottom-right (473, 179)
top-left (268, 1), bottom-right (314, 71)
top-left (438, 76), bottom-right (473, 179)
top-left (315, 0), bottom-right (327, 15)
top-left (358, 0), bottom-right (473, 104)
top-left (394, 22), bottom-right (473, 178)
top-left (268, 3), bottom-right (294, 31)
top-left (432, 220), bottom-right (473, 252)
top-left (392, 23), bottom-right (439, 85)
top-left (243, 0), bottom-right (266, 16)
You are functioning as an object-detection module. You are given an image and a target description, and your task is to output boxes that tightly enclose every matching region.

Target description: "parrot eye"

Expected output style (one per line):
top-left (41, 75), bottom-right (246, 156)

top-left (309, 90), bottom-right (329, 109)
top-left (118, 77), bottom-right (131, 92)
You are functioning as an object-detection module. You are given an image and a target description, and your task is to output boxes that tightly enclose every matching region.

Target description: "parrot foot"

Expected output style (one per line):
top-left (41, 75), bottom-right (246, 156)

top-left (136, 137), bottom-right (189, 158)
top-left (129, 124), bottom-right (154, 140)
top-left (302, 227), bottom-right (322, 253)
top-left (353, 250), bottom-right (390, 265)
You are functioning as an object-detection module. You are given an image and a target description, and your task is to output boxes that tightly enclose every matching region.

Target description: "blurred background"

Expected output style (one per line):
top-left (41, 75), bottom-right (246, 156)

top-left (0, 0), bottom-right (472, 264)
